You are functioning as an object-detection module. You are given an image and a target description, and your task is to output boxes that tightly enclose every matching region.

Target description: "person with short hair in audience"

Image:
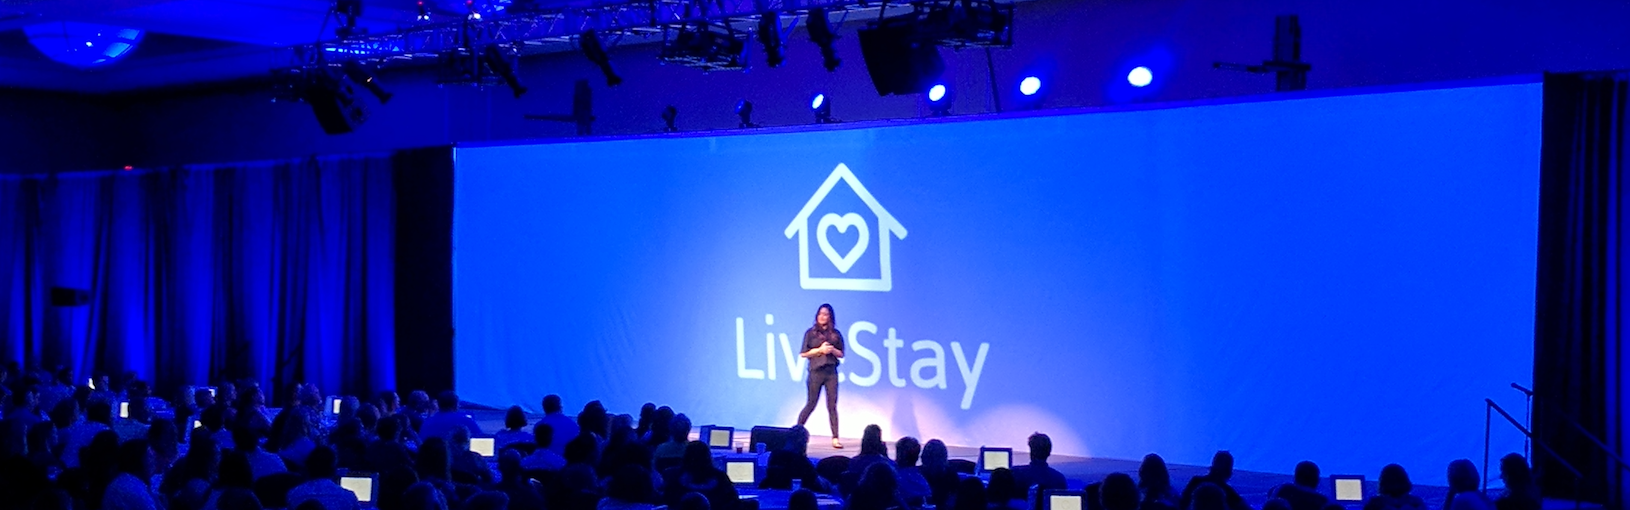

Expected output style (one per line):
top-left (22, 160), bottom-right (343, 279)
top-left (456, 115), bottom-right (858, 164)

top-left (449, 426), bottom-right (495, 485)
top-left (1103, 473), bottom-right (1141, 510)
top-left (200, 405), bottom-right (235, 451)
top-left (26, 421), bottom-right (62, 474)
top-left (843, 424), bottom-right (893, 496)
top-left (49, 396), bottom-right (78, 432)
top-left (405, 481), bottom-right (452, 510)
top-left (1138, 454), bottom-right (1179, 510)
top-left (987, 468), bottom-right (1026, 510)
top-left (1268, 461), bottom-right (1329, 510)
top-left (496, 449), bottom-right (547, 510)
top-left (421, 392), bottom-right (483, 441)
top-left (495, 406), bottom-right (531, 452)
top-left (951, 476), bottom-right (989, 510)
top-left (1180, 452), bottom-right (1248, 510)
top-left (162, 433), bottom-right (220, 510)
top-left (417, 438), bottom-right (470, 510)
top-left (147, 419), bottom-right (181, 473)
top-left (1444, 459), bottom-right (1492, 510)
top-left (379, 391), bottom-right (402, 417)
top-left (846, 462), bottom-right (907, 510)
top-left (1363, 464), bottom-right (1425, 510)
top-left (1494, 454), bottom-right (1539, 510)
top-left (234, 424), bottom-right (288, 481)
top-left (921, 440), bottom-right (960, 508)
top-left (562, 432), bottom-right (604, 498)
top-left (895, 436), bottom-right (931, 503)
top-left (274, 407), bottom-right (323, 470)
top-left (368, 415), bottom-right (417, 474)
top-left (200, 451), bottom-right (255, 510)
top-left (654, 414), bottom-right (691, 464)
top-left (1013, 432), bottom-right (1067, 493)
top-left (3, 385), bottom-right (44, 430)
top-left (331, 418), bottom-right (371, 471)
top-left (521, 423), bottom-right (565, 471)
top-left (1188, 484), bottom-right (1227, 510)
top-left (762, 425), bottom-right (823, 491)
top-left (104, 439), bottom-right (159, 510)
top-left (404, 392), bottom-right (433, 434)
top-left (663, 441), bottom-right (739, 510)
top-left (359, 403), bottom-right (382, 438)
top-left (63, 399), bottom-right (113, 469)
top-left (539, 395), bottom-right (580, 457)
top-left (602, 464), bottom-right (658, 510)
top-left (235, 386), bottom-right (272, 441)
top-left (289, 445), bottom-right (361, 510)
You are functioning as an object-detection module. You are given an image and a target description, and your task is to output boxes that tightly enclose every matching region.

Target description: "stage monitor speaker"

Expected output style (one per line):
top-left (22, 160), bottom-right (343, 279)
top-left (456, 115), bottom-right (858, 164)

top-left (50, 287), bottom-right (90, 307)
top-left (749, 426), bottom-right (793, 453)
top-left (857, 22), bottom-right (944, 96)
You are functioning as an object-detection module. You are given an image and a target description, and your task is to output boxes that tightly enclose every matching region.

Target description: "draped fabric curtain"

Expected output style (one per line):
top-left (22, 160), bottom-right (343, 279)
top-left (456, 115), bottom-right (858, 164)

top-left (1535, 72), bottom-right (1628, 507)
top-left (0, 155), bottom-right (395, 405)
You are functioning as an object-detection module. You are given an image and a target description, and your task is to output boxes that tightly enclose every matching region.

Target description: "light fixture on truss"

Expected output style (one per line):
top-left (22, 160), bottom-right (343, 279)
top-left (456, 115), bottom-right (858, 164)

top-left (658, 23), bottom-right (748, 71)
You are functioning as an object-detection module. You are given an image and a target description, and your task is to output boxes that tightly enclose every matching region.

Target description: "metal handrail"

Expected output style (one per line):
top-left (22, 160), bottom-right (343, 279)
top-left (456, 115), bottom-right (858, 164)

top-left (1484, 398), bottom-right (1582, 510)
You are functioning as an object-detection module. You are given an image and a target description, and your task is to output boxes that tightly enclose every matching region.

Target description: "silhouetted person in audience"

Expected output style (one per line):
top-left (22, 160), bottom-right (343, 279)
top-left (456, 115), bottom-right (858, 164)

top-left (1268, 461), bottom-right (1328, 510)
top-left (847, 462), bottom-right (907, 510)
top-left (1180, 451), bottom-right (1248, 510)
top-left (235, 424), bottom-right (288, 481)
top-left (63, 400), bottom-right (112, 469)
top-left (468, 491), bottom-right (511, 510)
top-left (419, 437), bottom-right (472, 510)
top-left (201, 451), bottom-right (255, 510)
top-left (422, 392), bottom-right (483, 441)
top-left (1103, 473), bottom-right (1140, 510)
top-left (1263, 498), bottom-right (1292, 510)
top-left (1444, 459), bottom-right (1492, 510)
top-left (643, 407), bottom-right (675, 448)
top-left (1013, 432), bottom-right (1067, 493)
top-left (379, 391), bottom-right (402, 417)
top-left (200, 405), bottom-right (234, 451)
top-left (450, 426), bottom-right (495, 485)
top-left (218, 487), bottom-right (266, 510)
top-left (635, 404), bottom-right (657, 439)
top-left (894, 436), bottom-right (931, 503)
top-left (288, 446), bottom-right (360, 510)
top-left (603, 464), bottom-right (658, 510)
top-left (562, 432), bottom-right (604, 499)
top-left (1493, 454), bottom-right (1539, 510)
top-left (495, 450), bottom-right (547, 510)
top-left (104, 439), bottom-right (159, 510)
top-left (26, 421), bottom-right (62, 474)
top-left (381, 469), bottom-right (423, 510)
top-left (405, 482), bottom-right (452, 510)
top-left (522, 423), bottom-right (565, 471)
top-left (988, 468), bottom-right (1025, 510)
top-left (1363, 464), bottom-right (1425, 510)
top-left (539, 395), bottom-right (580, 457)
top-left (844, 425), bottom-right (892, 496)
top-left (762, 425), bottom-right (822, 491)
top-left (148, 419), bottom-right (181, 474)
top-left (654, 414), bottom-right (690, 464)
top-left (330, 418), bottom-right (370, 470)
top-left (663, 441), bottom-right (738, 510)
top-left (3, 385), bottom-right (44, 430)
top-left (685, 492), bottom-right (717, 510)
top-left (367, 415), bottom-right (417, 474)
top-left (404, 392), bottom-right (433, 435)
top-left (921, 440), bottom-right (960, 508)
top-left (952, 476), bottom-right (989, 510)
top-left (1187, 484), bottom-right (1227, 510)
top-left (1139, 454), bottom-right (1179, 510)
top-left (578, 401), bottom-right (610, 444)
top-left (163, 433), bottom-right (220, 510)
top-left (496, 406), bottom-right (531, 452)
top-left (235, 386), bottom-right (272, 441)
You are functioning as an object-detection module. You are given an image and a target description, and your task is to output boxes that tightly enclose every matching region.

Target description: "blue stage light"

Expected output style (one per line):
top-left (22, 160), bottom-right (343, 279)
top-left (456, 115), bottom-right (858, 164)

top-left (1020, 76), bottom-right (1042, 96)
top-left (811, 93), bottom-right (826, 110)
top-left (811, 93), bottom-right (833, 123)
top-left (928, 84), bottom-right (947, 102)
top-left (1129, 66), bottom-right (1153, 87)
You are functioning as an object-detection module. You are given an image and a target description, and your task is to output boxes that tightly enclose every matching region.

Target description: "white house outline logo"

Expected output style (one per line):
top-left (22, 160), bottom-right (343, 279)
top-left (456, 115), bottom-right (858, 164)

top-left (785, 164), bottom-right (908, 291)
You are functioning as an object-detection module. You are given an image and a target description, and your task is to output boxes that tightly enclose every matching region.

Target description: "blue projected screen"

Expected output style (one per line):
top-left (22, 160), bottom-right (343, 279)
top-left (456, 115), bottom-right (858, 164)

top-left (453, 81), bottom-right (1541, 484)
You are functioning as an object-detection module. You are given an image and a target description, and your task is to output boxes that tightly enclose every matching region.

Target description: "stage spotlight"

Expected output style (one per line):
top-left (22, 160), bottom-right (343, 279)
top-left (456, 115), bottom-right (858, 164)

top-left (465, 0), bottom-right (480, 20)
top-left (757, 12), bottom-right (785, 68)
top-left (661, 105), bottom-right (678, 132)
top-left (735, 99), bottom-right (758, 128)
top-left (416, 0), bottom-right (430, 21)
top-left (1128, 66), bottom-right (1152, 87)
top-left (1020, 76), bottom-right (1041, 96)
top-left (481, 43), bottom-right (527, 98)
top-left (806, 8), bottom-right (840, 72)
top-left (580, 30), bottom-right (622, 87)
top-left (927, 83), bottom-right (952, 116)
top-left (341, 61), bottom-right (392, 104)
top-left (811, 93), bottom-right (832, 123)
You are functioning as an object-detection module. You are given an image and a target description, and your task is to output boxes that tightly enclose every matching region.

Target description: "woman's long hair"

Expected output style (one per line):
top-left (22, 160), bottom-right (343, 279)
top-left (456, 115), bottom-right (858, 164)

top-left (812, 304), bottom-right (837, 333)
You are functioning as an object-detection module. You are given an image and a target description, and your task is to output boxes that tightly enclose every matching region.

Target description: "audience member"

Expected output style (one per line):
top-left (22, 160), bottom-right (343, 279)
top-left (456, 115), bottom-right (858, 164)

top-left (602, 464), bottom-right (658, 510)
top-left (380, 468), bottom-right (423, 510)
top-left (635, 403), bottom-right (657, 439)
top-left (417, 438), bottom-right (471, 510)
top-left (1268, 461), bottom-right (1329, 510)
top-left (1363, 464), bottom-right (1425, 510)
top-left (161, 434), bottom-right (220, 510)
top-left (449, 426), bottom-right (495, 485)
top-left (895, 436), bottom-right (931, 503)
top-left (1493, 454), bottom-right (1540, 510)
top-left (1263, 499), bottom-right (1292, 510)
top-left (200, 406), bottom-right (234, 452)
top-left (539, 395), bottom-right (581, 458)
top-left (521, 423), bottom-right (565, 471)
top-left (921, 440), bottom-right (960, 508)
top-left (844, 424), bottom-right (892, 496)
top-left (201, 451), bottom-right (255, 510)
top-left (562, 432), bottom-right (604, 499)
top-left (148, 419), bottom-right (181, 473)
top-left (404, 482), bottom-right (451, 510)
top-left (495, 450), bottom-right (547, 510)
top-left (378, 391), bottom-right (402, 417)
top-left (273, 407), bottom-right (322, 470)
top-left (104, 439), bottom-right (159, 510)
top-left (951, 476), bottom-right (989, 510)
top-left (366, 415), bottom-right (417, 474)
top-left (63, 399), bottom-right (113, 469)
top-left (1139, 454), bottom-right (1179, 510)
top-left (1103, 472), bottom-right (1140, 510)
top-left (288, 446), bottom-right (360, 510)
top-left (1445, 460), bottom-right (1492, 510)
top-left (3, 385), bottom-right (44, 430)
top-left (1013, 432), bottom-right (1068, 493)
top-left (1179, 452), bottom-right (1248, 510)
top-left (986, 468), bottom-right (1025, 510)
top-left (653, 414), bottom-right (691, 464)
top-left (467, 491), bottom-right (510, 510)
top-left (233, 425), bottom-right (288, 481)
top-left (26, 421), bottom-right (62, 474)
top-left (330, 419), bottom-right (370, 470)
top-left (663, 441), bottom-right (738, 510)
top-left (643, 406), bottom-right (675, 448)
top-left (421, 392), bottom-right (483, 441)
top-left (763, 425), bottom-right (823, 491)
top-left (1188, 484), bottom-right (1227, 510)
top-left (494, 406), bottom-right (531, 452)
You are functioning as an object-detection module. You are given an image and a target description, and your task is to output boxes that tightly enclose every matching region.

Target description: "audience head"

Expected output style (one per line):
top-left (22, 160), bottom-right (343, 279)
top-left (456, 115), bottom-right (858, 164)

top-left (147, 419), bottom-right (180, 459)
top-left (1139, 453), bottom-right (1172, 495)
top-left (380, 468), bottom-right (422, 510)
top-left (418, 437), bottom-right (453, 481)
top-left (467, 492), bottom-right (509, 510)
top-left (1499, 453), bottom-right (1534, 493)
top-left (895, 436), bottom-right (922, 468)
top-left (682, 440), bottom-right (715, 474)
top-left (436, 391), bottom-right (460, 413)
top-left (785, 425), bottom-right (811, 456)
top-left (220, 451), bottom-right (254, 489)
top-left (1262, 498), bottom-right (1291, 510)
top-left (670, 414), bottom-right (692, 443)
top-left (1207, 451), bottom-right (1235, 481)
top-left (1447, 459), bottom-right (1479, 495)
top-left (181, 434), bottom-right (221, 483)
top-left (406, 391), bottom-right (431, 413)
top-left (307, 444), bottom-right (339, 479)
top-left (578, 401), bottom-right (608, 437)
top-left (684, 492), bottom-right (716, 510)
top-left (532, 423), bottom-right (554, 449)
top-left (1101, 472), bottom-right (1139, 510)
top-left (649, 407), bottom-right (675, 442)
top-left (82, 430), bottom-right (121, 474)
top-left (450, 425), bottom-right (472, 452)
top-left (637, 403), bottom-right (657, 433)
top-left (195, 388), bottom-right (216, 409)
top-left (1028, 433), bottom-right (1053, 464)
top-left (201, 405), bottom-right (226, 432)
top-left (219, 382), bottom-right (238, 404)
top-left (86, 399), bottom-right (113, 426)
top-left (922, 439), bottom-right (949, 470)
top-left (565, 432), bottom-right (599, 466)
top-left (503, 406), bottom-right (527, 431)
top-left (987, 467), bottom-right (1018, 504)
top-left (1294, 461), bottom-right (1320, 489)
top-left (118, 438), bottom-right (154, 480)
top-left (952, 476), bottom-right (988, 510)
top-left (607, 464), bottom-right (655, 503)
top-left (404, 482), bottom-right (450, 510)
top-left (498, 449), bottom-right (523, 478)
top-left (233, 426), bottom-right (263, 454)
top-left (857, 462), bottom-right (901, 506)
top-left (542, 394), bottom-right (563, 414)
top-left (1189, 483), bottom-right (1226, 510)
top-left (377, 414), bottom-right (403, 443)
top-left (297, 383), bottom-right (323, 409)
top-left (49, 398), bottom-right (78, 429)
top-left (860, 424), bottom-right (886, 456)
top-left (1378, 464), bottom-right (1412, 498)
top-left (359, 404), bottom-right (381, 432)
top-left (378, 391), bottom-right (401, 414)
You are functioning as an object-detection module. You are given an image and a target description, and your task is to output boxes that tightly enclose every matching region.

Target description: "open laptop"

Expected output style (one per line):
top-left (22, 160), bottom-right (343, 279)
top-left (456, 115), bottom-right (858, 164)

top-left (725, 458), bottom-right (757, 486)
top-left (1044, 490), bottom-right (1086, 510)
top-left (330, 396), bottom-right (344, 416)
top-left (978, 447), bottom-right (1013, 474)
top-left (1331, 475), bottom-right (1365, 503)
top-left (341, 472), bottom-right (379, 506)
top-left (700, 426), bottom-right (735, 449)
top-left (470, 437), bottom-right (497, 458)
top-left (119, 401), bottom-right (130, 419)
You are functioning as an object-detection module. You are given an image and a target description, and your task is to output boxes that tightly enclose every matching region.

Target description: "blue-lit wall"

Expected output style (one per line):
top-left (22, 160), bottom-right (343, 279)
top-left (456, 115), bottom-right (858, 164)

top-left (452, 80), bottom-right (1542, 484)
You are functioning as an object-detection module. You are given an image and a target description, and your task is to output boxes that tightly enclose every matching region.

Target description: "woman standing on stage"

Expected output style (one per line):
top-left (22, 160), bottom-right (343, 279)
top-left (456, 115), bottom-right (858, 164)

top-left (797, 303), bottom-right (846, 449)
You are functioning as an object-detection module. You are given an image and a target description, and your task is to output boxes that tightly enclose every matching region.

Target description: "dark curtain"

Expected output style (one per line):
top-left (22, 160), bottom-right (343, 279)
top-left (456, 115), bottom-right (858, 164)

top-left (0, 155), bottom-right (396, 405)
top-left (1535, 72), bottom-right (1628, 507)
